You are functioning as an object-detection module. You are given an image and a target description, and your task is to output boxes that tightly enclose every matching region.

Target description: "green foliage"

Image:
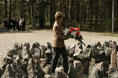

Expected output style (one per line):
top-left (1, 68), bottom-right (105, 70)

top-left (71, 20), bottom-right (78, 27)
top-left (0, 0), bottom-right (118, 32)
top-left (102, 19), bottom-right (112, 32)
top-left (101, 32), bottom-right (118, 37)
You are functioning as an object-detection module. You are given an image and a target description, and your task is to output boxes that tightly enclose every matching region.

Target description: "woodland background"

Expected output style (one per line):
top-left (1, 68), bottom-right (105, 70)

top-left (0, 0), bottom-right (118, 32)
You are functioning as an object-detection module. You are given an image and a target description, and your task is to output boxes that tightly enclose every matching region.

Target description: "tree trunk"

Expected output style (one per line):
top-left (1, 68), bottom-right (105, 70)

top-left (50, 0), bottom-right (53, 27)
top-left (9, 0), bottom-right (12, 18)
top-left (80, 0), bottom-right (83, 30)
top-left (28, 0), bottom-right (31, 24)
top-left (31, 0), bottom-right (35, 28)
top-left (20, 0), bottom-right (25, 18)
top-left (95, 0), bottom-right (99, 30)
top-left (4, 0), bottom-right (8, 18)
top-left (39, 0), bottom-right (45, 29)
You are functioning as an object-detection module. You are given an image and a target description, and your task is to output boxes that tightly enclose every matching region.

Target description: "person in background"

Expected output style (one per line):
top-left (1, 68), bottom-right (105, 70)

top-left (4, 18), bottom-right (9, 31)
top-left (9, 18), bottom-right (14, 30)
top-left (22, 18), bottom-right (26, 31)
top-left (12, 18), bottom-right (16, 31)
top-left (16, 19), bottom-right (20, 31)
top-left (19, 18), bottom-right (23, 31)
top-left (51, 12), bottom-right (69, 75)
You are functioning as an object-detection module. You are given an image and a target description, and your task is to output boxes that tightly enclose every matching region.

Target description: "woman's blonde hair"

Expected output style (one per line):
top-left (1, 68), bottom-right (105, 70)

top-left (55, 11), bottom-right (64, 20)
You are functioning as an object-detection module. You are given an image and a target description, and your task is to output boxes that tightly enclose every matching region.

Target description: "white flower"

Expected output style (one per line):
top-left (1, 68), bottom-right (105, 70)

top-left (71, 31), bottom-right (76, 37)
top-left (64, 28), bottom-right (70, 35)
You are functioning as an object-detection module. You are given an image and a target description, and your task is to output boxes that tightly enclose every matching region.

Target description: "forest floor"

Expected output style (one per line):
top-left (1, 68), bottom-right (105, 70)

top-left (0, 30), bottom-right (118, 66)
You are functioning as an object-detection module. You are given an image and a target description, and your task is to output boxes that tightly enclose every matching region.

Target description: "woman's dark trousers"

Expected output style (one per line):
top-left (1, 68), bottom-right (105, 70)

top-left (51, 47), bottom-right (68, 73)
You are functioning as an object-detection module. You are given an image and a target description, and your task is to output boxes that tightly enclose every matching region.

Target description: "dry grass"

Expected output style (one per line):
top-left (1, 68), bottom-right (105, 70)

top-left (100, 32), bottom-right (118, 37)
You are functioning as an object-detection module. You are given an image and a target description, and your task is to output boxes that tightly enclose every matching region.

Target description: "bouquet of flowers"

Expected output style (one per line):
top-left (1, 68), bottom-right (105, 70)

top-left (64, 27), bottom-right (86, 46)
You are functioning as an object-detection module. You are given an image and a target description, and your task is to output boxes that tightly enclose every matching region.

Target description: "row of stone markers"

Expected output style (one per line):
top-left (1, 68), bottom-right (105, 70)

top-left (0, 40), bottom-right (117, 78)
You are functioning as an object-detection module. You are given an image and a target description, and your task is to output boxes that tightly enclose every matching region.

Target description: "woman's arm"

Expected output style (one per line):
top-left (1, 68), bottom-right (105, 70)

top-left (54, 26), bottom-right (68, 40)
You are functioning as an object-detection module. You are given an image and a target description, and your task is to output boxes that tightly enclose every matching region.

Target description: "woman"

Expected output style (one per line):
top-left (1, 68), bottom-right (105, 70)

top-left (52, 12), bottom-right (69, 74)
